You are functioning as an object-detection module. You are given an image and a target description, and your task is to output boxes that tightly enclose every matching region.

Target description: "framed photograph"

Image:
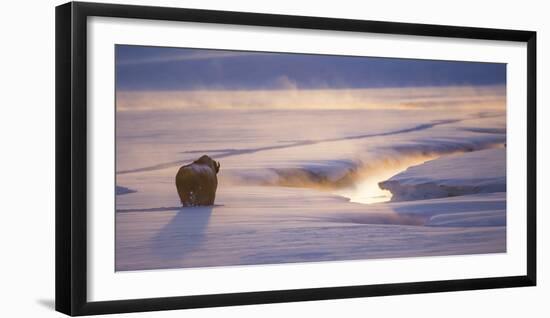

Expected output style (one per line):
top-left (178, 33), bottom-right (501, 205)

top-left (55, 1), bottom-right (536, 316)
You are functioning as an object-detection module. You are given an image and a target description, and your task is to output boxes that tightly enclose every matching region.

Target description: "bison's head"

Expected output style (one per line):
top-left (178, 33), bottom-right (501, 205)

top-left (195, 155), bottom-right (220, 174)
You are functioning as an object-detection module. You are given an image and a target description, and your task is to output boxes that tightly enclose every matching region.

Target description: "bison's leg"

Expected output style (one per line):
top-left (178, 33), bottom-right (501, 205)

top-left (176, 183), bottom-right (192, 206)
top-left (197, 189), bottom-right (215, 206)
top-left (206, 186), bottom-right (217, 205)
top-left (208, 191), bottom-right (216, 205)
top-left (199, 177), bottom-right (217, 205)
top-left (176, 169), bottom-right (199, 206)
top-left (206, 185), bottom-right (218, 205)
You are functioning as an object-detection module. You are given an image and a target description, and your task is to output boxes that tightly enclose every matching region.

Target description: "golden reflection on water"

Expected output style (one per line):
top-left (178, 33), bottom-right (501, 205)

top-left (336, 154), bottom-right (438, 204)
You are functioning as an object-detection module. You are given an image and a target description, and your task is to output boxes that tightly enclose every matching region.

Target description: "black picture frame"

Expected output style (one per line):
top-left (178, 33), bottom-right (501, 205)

top-left (55, 1), bottom-right (537, 316)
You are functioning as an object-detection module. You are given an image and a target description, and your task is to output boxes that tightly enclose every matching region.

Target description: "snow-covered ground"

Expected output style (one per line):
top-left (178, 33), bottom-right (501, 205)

top-left (380, 148), bottom-right (506, 202)
top-left (116, 188), bottom-right (505, 271)
top-left (115, 96), bottom-right (506, 271)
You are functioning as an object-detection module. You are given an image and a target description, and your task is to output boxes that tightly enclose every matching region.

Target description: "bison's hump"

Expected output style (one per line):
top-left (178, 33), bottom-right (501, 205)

top-left (178, 163), bottom-right (215, 175)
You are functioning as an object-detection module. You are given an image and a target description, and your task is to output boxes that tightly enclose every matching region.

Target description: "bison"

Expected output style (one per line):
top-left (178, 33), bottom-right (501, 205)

top-left (175, 155), bottom-right (220, 206)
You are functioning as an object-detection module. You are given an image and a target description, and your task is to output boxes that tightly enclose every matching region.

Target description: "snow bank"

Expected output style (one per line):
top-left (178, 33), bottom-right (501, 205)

top-left (379, 148), bottom-right (505, 202)
top-left (386, 192), bottom-right (506, 227)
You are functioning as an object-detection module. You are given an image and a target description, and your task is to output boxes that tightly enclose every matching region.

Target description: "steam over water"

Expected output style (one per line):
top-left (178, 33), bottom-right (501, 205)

top-left (117, 108), bottom-right (505, 203)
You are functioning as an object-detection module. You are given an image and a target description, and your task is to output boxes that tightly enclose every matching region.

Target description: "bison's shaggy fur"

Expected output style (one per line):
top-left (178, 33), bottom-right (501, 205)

top-left (175, 155), bottom-right (220, 206)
